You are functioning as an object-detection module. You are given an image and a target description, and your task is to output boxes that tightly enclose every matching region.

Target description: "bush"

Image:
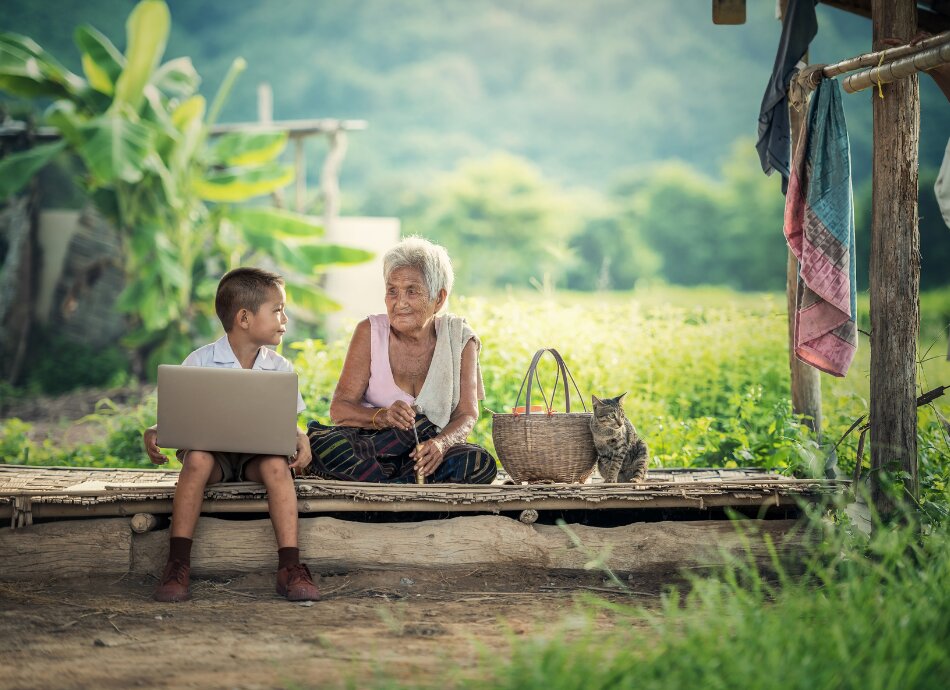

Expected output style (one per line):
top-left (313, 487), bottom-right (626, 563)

top-left (24, 329), bottom-right (130, 395)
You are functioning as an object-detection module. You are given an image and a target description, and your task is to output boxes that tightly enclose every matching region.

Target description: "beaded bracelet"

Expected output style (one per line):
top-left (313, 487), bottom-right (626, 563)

top-left (372, 407), bottom-right (388, 430)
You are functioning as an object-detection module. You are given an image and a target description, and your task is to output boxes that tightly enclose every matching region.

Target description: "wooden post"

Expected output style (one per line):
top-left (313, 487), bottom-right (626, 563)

top-left (786, 103), bottom-right (822, 434)
top-left (257, 82), bottom-right (285, 209)
top-left (870, 0), bottom-right (921, 514)
top-left (781, 0), bottom-right (822, 434)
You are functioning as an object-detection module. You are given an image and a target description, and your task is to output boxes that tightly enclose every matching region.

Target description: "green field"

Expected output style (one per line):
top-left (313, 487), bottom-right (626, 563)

top-left (2, 286), bottom-right (949, 689)
top-left (3, 287), bottom-right (948, 503)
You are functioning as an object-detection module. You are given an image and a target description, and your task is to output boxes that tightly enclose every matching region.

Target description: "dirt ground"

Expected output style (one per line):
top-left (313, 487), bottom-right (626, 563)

top-left (0, 566), bottom-right (664, 690)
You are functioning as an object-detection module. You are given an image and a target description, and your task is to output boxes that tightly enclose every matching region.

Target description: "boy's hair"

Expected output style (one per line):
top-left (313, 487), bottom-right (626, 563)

top-left (215, 267), bottom-right (285, 332)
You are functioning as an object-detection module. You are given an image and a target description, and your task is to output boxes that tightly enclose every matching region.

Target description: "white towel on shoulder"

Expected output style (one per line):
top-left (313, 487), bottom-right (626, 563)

top-left (414, 314), bottom-right (484, 430)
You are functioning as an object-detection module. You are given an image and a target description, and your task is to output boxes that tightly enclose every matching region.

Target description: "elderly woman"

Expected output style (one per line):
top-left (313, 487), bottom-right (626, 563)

top-left (305, 237), bottom-right (497, 484)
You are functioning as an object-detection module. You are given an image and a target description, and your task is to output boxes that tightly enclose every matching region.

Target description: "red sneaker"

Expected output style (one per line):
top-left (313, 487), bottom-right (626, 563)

top-left (276, 563), bottom-right (321, 601)
top-left (154, 559), bottom-right (191, 602)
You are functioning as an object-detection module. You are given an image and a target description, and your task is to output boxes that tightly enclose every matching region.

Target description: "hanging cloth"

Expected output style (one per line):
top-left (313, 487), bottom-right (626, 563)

top-left (784, 78), bottom-right (857, 377)
top-left (757, 0), bottom-right (818, 194)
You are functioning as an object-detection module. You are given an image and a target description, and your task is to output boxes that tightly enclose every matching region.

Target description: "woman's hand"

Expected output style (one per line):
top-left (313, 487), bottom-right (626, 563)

top-left (143, 426), bottom-right (166, 465)
top-left (381, 400), bottom-right (415, 431)
top-left (411, 436), bottom-right (447, 478)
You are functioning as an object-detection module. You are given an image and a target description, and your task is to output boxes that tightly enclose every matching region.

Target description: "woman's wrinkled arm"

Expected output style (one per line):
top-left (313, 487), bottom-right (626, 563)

top-left (328, 320), bottom-right (376, 427)
top-left (413, 339), bottom-right (480, 474)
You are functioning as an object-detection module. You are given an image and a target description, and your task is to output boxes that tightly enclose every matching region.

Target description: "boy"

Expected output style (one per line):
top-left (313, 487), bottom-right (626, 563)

top-left (143, 267), bottom-right (319, 602)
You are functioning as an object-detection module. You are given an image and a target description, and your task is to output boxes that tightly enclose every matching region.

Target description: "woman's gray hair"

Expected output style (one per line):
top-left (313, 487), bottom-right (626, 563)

top-left (383, 236), bottom-right (454, 303)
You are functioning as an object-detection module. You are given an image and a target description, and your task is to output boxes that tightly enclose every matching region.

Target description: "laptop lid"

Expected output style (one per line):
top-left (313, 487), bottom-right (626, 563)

top-left (157, 365), bottom-right (299, 456)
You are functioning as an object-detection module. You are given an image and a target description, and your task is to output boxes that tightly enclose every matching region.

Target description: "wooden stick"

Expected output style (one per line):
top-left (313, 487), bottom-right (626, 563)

top-left (843, 40), bottom-right (950, 93)
top-left (822, 31), bottom-right (950, 80)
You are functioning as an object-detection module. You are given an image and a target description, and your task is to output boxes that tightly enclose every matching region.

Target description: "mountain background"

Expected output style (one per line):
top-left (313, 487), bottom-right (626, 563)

top-left (3, 0), bottom-right (949, 292)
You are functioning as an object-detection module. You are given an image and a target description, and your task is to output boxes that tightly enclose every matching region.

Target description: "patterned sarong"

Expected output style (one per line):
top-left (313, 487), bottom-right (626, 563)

top-left (305, 415), bottom-right (496, 484)
top-left (784, 78), bottom-right (857, 377)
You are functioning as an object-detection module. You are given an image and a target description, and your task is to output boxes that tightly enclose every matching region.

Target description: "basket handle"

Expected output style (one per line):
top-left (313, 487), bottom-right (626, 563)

top-left (513, 348), bottom-right (588, 414)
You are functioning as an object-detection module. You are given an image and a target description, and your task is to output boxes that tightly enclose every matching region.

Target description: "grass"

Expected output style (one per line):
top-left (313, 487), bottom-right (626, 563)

top-left (340, 492), bottom-right (950, 690)
top-left (1, 286), bottom-right (948, 689)
top-left (2, 286), bottom-right (948, 493)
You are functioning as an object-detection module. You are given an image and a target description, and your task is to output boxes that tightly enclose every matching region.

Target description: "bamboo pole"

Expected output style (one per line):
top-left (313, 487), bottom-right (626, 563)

top-left (869, 0), bottom-right (921, 515)
top-left (820, 31), bottom-right (950, 80)
top-left (843, 40), bottom-right (950, 93)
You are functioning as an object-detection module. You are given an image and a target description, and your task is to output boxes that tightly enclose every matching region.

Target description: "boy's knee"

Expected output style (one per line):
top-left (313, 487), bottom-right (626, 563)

top-left (256, 455), bottom-right (292, 483)
top-left (179, 450), bottom-right (222, 484)
top-left (182, 450), bottom-right (215, 472)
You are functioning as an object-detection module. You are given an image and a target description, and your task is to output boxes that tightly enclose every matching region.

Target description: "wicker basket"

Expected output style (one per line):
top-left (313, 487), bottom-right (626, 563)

top-left (492, 348), bottom-right (596, 483)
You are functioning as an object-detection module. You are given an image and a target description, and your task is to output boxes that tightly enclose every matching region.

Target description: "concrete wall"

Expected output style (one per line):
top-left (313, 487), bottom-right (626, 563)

top-left (323, 216), bottom-right (401, 339)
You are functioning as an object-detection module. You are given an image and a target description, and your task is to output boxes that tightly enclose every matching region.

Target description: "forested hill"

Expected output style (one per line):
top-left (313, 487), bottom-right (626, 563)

top-left (4, 1), bottom-right (949, 207)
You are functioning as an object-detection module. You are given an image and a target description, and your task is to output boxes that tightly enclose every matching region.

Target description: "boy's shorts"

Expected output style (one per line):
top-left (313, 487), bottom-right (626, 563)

top-left (175, 449), bottom-right (262, 483)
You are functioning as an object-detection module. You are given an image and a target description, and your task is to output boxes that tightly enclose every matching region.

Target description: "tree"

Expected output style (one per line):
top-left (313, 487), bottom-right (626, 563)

top-left (405, 153), bottom-right (577, 291)
top-left (0, 0), bottom-right (371, 374)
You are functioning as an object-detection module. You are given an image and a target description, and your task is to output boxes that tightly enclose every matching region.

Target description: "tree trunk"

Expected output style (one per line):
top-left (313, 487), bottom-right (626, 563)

top-left (0, 516), bottom-right (806, 581)
top-left (870, 0), bottom-right (921, 514)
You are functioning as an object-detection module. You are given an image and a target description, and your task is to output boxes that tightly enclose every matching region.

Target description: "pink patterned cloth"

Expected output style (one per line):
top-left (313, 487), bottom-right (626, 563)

top-left (784, 78), bottom-right (857, 377)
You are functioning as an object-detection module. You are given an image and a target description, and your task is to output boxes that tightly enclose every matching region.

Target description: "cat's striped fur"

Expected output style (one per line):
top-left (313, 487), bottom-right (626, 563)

top-left (590, 393), bottom-right (649, 483)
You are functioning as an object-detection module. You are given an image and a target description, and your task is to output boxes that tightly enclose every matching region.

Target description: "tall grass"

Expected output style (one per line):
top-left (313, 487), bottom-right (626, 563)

top-left (360, 498), bottom-right (950, 690)
top-left (293, 289), bottom-right (950, 491)
top-left (3, 287), bottom-right (947, 486)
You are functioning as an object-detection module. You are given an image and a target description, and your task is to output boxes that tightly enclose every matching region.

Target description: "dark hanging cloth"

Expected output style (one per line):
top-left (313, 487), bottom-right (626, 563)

top-left (756, 0), bottom-right (818, 194)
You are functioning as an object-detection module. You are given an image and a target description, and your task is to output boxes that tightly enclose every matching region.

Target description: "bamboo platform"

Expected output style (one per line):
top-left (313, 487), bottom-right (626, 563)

top-left (0, 465), bottom-right (848, 528)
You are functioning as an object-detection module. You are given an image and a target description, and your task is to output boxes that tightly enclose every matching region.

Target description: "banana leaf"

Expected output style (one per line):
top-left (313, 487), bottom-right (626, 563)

top-left (152, 57), bottom-right (200, 98)
top-left (248, 235), bottom-right (373, 275)
top-left (74, 25), bottom-right (124, 96)
top-left (195, 164), bottom-right (294, 202)
top-left (111, 0), bottom-right (170, 114)
top-left (210, 131), bottom-right (287, 167)
top-left (0, 32), bottom-right (86, 98)
top-left (0, 140), bottom-right (67, 198)
top-left (225, 206), bottom-right (324, 239)
top-left (76, 114), bottom-right (155, 185)
top-left (285, 281), bottom-right (341, 319)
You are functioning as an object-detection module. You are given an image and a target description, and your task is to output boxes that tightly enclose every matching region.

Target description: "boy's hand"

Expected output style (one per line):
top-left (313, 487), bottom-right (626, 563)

top-left (289, 430), bottom-right (312, 474)
top-left (143, 427), bottom-right (166, 465)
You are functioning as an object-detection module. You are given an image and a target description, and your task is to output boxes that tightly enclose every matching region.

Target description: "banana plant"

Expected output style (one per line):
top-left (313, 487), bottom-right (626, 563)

top-left (0, 0), bottom-right (371, 373)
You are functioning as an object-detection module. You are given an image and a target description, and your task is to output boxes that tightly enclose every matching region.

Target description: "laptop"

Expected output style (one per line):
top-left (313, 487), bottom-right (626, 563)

top-left (157, 365), bottom-right (299, 456)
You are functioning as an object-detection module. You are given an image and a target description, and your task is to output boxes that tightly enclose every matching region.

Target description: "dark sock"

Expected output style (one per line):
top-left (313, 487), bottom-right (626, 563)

top-left (278, 547), bottom-right (300, 570)
top-left (168, 537), bottom-right (193, 566)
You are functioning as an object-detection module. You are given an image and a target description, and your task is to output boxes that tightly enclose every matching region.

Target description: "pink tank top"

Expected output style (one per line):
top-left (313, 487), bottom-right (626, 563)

top-left (363, 314), bottom-right (417, 408)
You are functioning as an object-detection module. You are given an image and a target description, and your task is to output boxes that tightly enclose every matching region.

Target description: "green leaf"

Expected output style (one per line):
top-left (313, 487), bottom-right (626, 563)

top-left (0, 32), bottom-right (86, 98)
top-left (76, 114), bottom-right (155, 185)
top-left (195, 164), bottom-right (293, 202)
top-left (289, 243), bottom-right (375, 268)
top-left (111, 0), bottom-right (170, 114)
top-left (0, 140), bottom-right (67, 198)
top-left (284, 281), bottom-right (341, 318)
top-left (151, 57), bottom-right (199, 98)
top-left (44, 100), bottom-right (85, 146)
top-left (210, 131), bottom-right (287, 167)
top-left (74, 25), bottom-right (125, 96)
top-left (225, 206), bottom-right (324, 239)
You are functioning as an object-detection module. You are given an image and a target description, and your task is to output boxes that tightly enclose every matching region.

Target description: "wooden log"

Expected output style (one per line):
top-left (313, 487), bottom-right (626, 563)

top-left (130, 515), bottom-right (805, 578)
top-left (0, 518), bottom-right (131, 580)
top-left (870, 0), bottom-right (921, 515)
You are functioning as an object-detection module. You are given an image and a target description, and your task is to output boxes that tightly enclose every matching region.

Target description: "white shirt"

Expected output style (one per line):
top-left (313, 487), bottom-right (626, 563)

top-left (182, 335), bottom-right (306, 413)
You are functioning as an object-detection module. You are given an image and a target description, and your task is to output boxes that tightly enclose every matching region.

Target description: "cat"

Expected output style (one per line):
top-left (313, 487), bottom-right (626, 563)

top-left (590, 393), bottom-right (649, 483)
